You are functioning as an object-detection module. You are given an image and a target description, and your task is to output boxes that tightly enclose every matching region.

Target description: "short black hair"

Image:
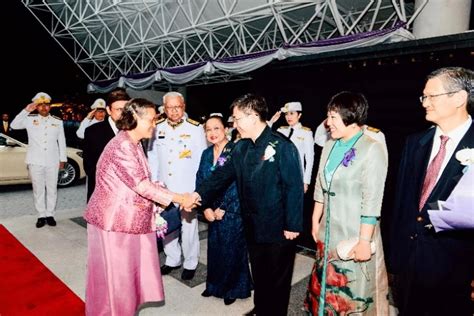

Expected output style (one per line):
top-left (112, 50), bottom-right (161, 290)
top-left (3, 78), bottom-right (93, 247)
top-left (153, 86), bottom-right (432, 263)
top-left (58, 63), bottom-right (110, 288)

top-left (230, 93), bottom-right (268, 122)
top-left (327, 91), bottom-right (368, 126)
top-left (106, 88), bottom-right (130, 108)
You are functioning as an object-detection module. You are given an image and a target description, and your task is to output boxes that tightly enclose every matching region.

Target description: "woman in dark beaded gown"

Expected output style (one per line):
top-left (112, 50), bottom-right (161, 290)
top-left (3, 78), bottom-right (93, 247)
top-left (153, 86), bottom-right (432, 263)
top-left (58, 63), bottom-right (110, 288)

top-left (196, 114), bottom-right (252, 306)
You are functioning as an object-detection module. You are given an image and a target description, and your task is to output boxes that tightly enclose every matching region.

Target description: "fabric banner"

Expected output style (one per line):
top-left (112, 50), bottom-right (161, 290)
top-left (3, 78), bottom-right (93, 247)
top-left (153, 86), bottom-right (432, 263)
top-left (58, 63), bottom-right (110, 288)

top-left (88, 24), bottom-right (414, 93)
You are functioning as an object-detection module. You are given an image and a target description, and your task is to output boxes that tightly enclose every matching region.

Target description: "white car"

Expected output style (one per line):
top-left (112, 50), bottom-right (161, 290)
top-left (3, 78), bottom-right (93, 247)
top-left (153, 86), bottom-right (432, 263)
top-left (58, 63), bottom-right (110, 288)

top-left (0, 133), bottom-right (85, 187)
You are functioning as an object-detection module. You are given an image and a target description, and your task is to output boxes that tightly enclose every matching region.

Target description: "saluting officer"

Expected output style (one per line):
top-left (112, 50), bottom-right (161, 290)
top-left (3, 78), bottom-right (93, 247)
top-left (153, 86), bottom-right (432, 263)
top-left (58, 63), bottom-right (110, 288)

top-left (148, 91), bottom-right (207, 280)
top-left (10, 92), bottom-right (67, 228)
top-left (273, 102), bottom-right (315, 193)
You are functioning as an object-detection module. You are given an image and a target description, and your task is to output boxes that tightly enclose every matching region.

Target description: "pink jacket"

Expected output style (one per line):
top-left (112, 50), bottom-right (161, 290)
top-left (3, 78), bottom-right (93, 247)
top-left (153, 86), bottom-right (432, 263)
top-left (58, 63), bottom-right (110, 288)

top-left (84, 131), bottom-right (173, 234)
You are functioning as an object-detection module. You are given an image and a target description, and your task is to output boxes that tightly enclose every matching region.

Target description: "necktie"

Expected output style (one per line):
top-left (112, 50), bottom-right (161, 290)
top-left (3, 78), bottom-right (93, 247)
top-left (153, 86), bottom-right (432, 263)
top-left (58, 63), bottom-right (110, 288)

top-left (288, 127), bottom-right (294, 139)
top-left (419, 135), bottom-right (449, 210)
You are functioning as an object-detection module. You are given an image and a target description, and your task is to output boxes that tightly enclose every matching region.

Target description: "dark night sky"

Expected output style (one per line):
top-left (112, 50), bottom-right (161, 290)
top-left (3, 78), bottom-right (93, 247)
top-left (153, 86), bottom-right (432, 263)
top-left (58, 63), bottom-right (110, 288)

top-left (6, 2), bottom-right (90, 116)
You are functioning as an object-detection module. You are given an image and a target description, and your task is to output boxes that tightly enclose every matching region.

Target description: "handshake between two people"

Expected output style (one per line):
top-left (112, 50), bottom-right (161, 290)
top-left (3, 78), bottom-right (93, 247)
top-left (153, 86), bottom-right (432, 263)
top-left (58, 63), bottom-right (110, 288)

top-left (173, 192), bottom-right (201, 212)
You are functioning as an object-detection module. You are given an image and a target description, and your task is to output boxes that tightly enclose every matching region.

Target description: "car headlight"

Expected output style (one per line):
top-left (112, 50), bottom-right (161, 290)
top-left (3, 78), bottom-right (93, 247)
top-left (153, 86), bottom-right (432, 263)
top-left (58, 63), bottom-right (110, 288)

top-left (76, 151), bottom-right (83, 158)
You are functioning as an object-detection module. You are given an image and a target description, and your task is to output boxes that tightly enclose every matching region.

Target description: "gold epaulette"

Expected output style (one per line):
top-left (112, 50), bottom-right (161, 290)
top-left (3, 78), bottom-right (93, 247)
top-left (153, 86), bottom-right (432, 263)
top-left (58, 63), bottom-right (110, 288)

top-left (366, 126), bottom-right (380, 133)
top-left (186, 118), bottom-right (200, 126)
top-left (302, 126), bottom-right (312, 131)
top-left (156, 118), bottom-right (165, 125)
top-left (279, 126), bottom-right (289, 129)
top-left (51, 115), bottom-right (62, 120)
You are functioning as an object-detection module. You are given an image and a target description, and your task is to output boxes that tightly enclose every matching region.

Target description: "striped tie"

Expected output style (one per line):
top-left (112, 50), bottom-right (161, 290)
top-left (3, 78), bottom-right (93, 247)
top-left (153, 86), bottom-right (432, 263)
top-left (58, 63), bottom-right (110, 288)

top-left (419, 135), bottom-right (449, 210)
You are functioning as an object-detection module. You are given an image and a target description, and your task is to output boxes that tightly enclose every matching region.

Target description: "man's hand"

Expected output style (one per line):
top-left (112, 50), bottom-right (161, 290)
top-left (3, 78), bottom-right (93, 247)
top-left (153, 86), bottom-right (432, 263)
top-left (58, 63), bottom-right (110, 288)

top-left (283, 230), bottom-right (299, 240)
top-left (59, 162), bottom-right (65, 170)
top-left (25, 103), bottom-right (37, 112)
top-left (304, 184), bottom-right (308, 193)
top-left (86, 109), bottom-right (96, 120)
top-left (181, 192), bottom-right (201, 211)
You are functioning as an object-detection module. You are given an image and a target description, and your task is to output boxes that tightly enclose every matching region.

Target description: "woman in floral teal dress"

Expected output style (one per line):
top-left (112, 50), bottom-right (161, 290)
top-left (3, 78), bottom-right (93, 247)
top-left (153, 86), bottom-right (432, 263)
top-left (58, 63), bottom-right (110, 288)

top-left (196, 114), bottom-right (252, 305)
top-left (305, 92), bottom-right (389, 315)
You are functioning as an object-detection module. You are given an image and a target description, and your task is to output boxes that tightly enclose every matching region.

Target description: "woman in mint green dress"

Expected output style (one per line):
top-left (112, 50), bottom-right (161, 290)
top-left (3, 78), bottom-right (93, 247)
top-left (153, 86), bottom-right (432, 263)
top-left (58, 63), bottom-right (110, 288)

top-left (305, 92), bottom-right (389, 315)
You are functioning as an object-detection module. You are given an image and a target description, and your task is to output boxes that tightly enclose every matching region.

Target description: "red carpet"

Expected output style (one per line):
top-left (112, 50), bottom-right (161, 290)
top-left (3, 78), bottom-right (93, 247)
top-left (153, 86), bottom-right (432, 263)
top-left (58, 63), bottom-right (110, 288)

top-left (0, 224), bottom-right (85, 315)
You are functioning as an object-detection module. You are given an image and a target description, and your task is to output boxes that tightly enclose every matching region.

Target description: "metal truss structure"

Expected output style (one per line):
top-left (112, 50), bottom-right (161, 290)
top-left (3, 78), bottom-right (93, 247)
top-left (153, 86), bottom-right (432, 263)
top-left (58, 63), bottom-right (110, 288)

top-left (22, 0), bottom-right (424, 86)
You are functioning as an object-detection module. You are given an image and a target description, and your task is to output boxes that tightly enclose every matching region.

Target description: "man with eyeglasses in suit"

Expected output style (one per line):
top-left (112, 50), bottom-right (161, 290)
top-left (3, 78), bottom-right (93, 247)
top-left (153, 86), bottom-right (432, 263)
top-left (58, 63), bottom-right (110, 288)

top-left (388, 67), bottom-right (474, 316)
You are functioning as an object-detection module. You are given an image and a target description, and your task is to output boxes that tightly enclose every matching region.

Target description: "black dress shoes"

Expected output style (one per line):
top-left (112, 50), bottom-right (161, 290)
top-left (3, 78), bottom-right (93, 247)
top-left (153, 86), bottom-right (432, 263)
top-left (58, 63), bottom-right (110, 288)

top-left (160, 265), bottom-right (181, 275)
top-left (224, 298), bottom-right (236, 305)
top-left (181, 268), bottom-right (196, 280)
top-left (36, 217), bottom-right (46, 228)
top-left (46, 217), bottom-right (57, 226)
top-left (201, 289), bottom-right (211, 297)
top-left (243, 307), bottom-right (257, 315)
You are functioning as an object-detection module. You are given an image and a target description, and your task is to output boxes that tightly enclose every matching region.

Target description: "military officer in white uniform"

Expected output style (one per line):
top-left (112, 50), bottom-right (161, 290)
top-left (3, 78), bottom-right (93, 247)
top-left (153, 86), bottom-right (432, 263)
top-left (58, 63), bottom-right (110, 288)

top-left (10, 92), bottom-right (67, 228)
top-left (148, 91), bottom-right (207, 280)
top-left (75, 98), bottom-right (107, 139)
top-left (274, 102), bottom-right (314, 193)
top-left (314, 119), bottom-right (388, 158)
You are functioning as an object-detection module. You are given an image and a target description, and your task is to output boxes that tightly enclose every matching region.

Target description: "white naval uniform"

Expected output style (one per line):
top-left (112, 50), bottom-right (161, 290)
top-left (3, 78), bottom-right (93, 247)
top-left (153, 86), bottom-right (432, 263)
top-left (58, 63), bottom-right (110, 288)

top-left (75, 117), bottom-right (101, 139)
top-left (314, 122), bottom-right (388, 158)
top-left (148, 118), bottom-right (207, 269)
top-left (277, 123), bottom-right (315, 185)
top-left (10, 110), bottom-right (67, 218)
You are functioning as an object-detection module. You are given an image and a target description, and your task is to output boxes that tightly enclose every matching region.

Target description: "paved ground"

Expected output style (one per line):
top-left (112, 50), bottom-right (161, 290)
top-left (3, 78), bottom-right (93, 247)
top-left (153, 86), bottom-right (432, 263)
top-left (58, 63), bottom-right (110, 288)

top-left (0, 180), bottom-right (87, 219)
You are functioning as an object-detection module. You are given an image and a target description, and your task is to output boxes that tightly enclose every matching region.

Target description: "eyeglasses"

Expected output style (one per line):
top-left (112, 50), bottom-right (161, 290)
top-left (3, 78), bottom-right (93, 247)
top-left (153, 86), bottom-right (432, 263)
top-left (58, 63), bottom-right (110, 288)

top-left (165, 106), bottom-right (184, 111)
top-left (419, 91), bottom-right (460, 103)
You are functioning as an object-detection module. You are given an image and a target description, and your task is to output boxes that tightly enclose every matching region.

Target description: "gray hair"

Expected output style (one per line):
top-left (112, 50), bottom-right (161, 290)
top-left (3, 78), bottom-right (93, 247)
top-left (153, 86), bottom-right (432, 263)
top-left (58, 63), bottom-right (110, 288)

top-left (163, 91), bottom-right (184, 104)
top-left (427, 67), bottom-right (473, 111)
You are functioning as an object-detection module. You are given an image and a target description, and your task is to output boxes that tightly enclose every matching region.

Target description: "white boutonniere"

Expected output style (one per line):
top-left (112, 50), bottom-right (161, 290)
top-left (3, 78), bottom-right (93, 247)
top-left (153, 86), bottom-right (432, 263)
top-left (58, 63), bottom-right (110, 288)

top-left (455, 148), bottom-right (474, 173)
top-left (262, 140), bottom-right (278, 162)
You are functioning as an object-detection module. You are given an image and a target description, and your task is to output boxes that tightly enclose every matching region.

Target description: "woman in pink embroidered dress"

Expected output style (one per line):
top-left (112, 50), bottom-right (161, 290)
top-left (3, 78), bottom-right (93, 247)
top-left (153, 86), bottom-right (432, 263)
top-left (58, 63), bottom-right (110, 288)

top-left (84, 98), bottom-right (198, 316)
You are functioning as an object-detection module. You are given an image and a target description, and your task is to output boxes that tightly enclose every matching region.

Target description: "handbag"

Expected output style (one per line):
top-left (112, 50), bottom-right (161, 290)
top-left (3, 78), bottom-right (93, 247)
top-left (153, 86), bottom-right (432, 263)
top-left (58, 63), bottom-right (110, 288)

top-left (336, 237), bottom-right (376, 261)
top-left (160, 203), bottom-right (182, 236)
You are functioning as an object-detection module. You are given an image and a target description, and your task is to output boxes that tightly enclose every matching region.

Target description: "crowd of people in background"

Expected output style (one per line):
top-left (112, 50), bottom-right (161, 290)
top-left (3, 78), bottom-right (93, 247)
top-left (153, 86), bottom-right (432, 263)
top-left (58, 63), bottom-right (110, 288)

top-left (5, 66), bottom-right (473, 316)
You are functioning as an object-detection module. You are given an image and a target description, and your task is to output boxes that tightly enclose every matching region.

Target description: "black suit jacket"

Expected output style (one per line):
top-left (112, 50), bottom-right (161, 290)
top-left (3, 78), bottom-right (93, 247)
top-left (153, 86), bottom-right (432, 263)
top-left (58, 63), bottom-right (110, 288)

top-left (389, 122), bottom-right (474, 310)
top-left (1, 121), bottom-right (11, 134)
top-left (197, 126), bottom-right (304, 243)
top-left (83, 120), bottom-right (116, 200)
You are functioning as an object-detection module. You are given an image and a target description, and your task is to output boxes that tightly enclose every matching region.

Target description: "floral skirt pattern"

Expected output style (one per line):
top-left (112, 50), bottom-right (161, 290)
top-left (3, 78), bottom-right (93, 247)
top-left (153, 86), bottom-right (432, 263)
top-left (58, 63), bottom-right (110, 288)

top-left (304, 241), bottom-right (388, 316)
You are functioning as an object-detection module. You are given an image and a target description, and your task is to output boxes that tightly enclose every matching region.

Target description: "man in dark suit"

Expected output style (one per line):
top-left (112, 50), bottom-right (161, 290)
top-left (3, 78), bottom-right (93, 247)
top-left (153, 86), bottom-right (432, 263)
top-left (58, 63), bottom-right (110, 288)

top-left (83, 88), bottom-right (130, 201)
top-left (194, 94), bottom-right (304, 316)
top-left (389, 67), bottom-right (474, 315)
top-left (1, 113), bottom-right (11, 135)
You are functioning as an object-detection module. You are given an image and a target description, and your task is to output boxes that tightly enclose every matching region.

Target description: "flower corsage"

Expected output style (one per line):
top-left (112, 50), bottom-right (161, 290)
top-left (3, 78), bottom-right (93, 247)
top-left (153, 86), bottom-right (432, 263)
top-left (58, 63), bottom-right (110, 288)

top-left (342, 148), bottom-right (356, 167)
top-left (262, 141), bottom-right (278, 162)
top-left (155, 213), bottom-right (168, 238)
top-left (455, 148), bottom-right (474, 173)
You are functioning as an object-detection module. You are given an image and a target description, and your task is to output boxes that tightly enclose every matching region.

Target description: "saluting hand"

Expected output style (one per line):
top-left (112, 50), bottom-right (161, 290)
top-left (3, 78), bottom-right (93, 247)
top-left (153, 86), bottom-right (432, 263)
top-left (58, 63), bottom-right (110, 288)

top-left (25, 103), bottom-right (37, 112)
top-left (86, 109), bottom-right (96, 120)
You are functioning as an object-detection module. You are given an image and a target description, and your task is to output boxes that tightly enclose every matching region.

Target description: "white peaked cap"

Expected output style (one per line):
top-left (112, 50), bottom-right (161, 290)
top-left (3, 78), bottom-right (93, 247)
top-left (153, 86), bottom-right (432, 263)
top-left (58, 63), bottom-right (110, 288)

top-left (91, 98), bottom-right (106, 109)
top-left (281, 101), bottom-right (302, 113)
top-left (158, 105), bottom-right (165, 114)
top-left (31, 92), bottom-right (52, 104)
